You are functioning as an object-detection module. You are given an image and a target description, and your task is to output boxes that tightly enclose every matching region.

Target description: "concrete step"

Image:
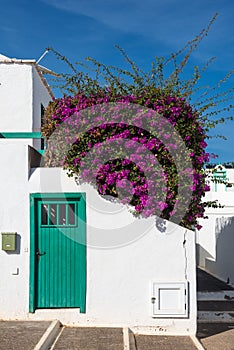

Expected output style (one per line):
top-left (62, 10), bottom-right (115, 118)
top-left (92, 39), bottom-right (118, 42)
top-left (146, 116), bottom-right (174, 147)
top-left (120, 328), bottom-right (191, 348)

top-left (52, 327), bottom-right (124, 350)
top-left (197, 290), bottom-right (234, 322)
top-left (198, 311), bottom-right (234, 322)
top-left (197, 291), bottom-right (234, 301)
top-left (198, 301), bottom-right (234, 311)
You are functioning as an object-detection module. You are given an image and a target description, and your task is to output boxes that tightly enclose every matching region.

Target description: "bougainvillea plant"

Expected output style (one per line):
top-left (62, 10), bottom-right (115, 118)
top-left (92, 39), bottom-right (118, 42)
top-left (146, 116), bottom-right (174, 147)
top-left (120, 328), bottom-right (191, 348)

top-left (42, 14), bottom-right (233, 230)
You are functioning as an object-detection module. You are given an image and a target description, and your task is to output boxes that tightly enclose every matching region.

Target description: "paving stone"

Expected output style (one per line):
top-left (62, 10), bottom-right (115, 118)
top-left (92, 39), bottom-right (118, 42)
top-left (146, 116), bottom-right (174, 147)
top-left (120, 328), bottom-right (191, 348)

top-left (0, 321), bottom-right (50, 350)
top-left (134, 335), bottom-right (198, 350)
top-left (198, 300), bottom-right (234, 311)
top-left (53, 327), bottom-right (123, 350)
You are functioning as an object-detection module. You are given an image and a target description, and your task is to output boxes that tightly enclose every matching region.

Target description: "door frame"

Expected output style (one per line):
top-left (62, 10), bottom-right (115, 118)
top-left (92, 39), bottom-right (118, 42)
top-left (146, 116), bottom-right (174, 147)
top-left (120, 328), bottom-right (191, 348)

top-left (29, 192), bottom-right (86, 313)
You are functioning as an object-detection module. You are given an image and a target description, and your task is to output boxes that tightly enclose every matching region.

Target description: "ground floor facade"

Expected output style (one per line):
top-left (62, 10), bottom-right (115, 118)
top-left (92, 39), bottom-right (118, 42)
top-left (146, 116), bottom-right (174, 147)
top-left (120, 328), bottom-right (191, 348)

top-left (0, 143), bottom-right (197, 334)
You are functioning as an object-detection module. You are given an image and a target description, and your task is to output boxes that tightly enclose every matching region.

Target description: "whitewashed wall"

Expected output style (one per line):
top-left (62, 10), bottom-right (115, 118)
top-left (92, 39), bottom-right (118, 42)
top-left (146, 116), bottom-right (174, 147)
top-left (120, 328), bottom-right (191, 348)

top-left (197, 170), bottom-right (234, 285)
top-left (0, 61), bottom-right (51, 151)
top-left (227, 169), bottom-right (234, 184)
top-left (0, 59), bottom-right (52, 317)
top-left (0, 142), bottom-right (30, 318)
top-left (0, 63), bottom-right (33, 131)
top-left (0, 145), bottom-right (197, 334)
top-left (32, 65), bottom-right (51, 149)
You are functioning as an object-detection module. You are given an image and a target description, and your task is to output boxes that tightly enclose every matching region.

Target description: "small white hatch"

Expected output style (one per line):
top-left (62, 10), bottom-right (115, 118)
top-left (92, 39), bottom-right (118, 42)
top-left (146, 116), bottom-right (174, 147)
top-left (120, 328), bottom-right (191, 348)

top-left (151, 282), bottom-right (188, 317)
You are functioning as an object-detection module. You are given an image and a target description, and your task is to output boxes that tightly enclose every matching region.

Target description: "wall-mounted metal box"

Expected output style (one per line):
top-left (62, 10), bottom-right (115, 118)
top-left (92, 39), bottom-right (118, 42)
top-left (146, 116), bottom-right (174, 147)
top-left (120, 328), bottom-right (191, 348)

top-left (1, 232), bottom-right (17, 251)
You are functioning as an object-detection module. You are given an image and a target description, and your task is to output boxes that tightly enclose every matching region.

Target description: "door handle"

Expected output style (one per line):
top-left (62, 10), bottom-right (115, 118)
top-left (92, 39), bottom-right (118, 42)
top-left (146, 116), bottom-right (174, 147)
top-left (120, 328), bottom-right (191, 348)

top-left (36, 249), bottom-right (46, 260)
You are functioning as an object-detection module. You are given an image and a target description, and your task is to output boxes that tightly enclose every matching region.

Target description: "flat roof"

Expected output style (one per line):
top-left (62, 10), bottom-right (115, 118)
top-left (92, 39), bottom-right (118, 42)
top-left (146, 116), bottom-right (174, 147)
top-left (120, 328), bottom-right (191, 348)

top-left (0, 53), bottom-right (56, 98)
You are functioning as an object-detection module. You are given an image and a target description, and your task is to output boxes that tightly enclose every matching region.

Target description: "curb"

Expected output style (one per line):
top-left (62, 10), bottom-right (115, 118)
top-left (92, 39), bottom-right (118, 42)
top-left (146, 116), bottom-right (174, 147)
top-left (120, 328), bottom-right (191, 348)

top-left (123, 327), bottom-right (130, 350)
top-left (190, 335), bottom-right (206, 350)
top-left (34, 320), bottom-right (62, 350)
top-left (123, 327), bottom-right (136, 350)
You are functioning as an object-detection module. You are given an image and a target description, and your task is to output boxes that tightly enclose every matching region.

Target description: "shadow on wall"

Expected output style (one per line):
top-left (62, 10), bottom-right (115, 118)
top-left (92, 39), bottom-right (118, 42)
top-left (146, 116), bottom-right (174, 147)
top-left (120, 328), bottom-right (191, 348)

top-left (206, 217), bottom-right (234, 285)
top-left (196, 243), bottom-right (213, 269)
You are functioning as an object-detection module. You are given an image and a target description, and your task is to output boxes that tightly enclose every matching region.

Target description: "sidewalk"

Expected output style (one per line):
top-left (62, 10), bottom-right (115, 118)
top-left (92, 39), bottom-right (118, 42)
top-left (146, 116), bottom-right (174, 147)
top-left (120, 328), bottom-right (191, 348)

top-left (0, 322), bottom-right (202, 350)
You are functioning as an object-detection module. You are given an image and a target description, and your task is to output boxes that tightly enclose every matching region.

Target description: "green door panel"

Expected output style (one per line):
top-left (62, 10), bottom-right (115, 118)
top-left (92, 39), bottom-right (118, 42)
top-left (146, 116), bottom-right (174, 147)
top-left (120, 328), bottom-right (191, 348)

top-left (29, 193), bottom-right (86, 313)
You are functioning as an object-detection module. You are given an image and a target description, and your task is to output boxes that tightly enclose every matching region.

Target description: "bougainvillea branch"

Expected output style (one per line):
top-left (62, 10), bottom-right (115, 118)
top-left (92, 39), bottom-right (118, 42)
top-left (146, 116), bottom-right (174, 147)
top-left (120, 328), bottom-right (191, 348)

top-left (42, 14), bottom-right (233, 230)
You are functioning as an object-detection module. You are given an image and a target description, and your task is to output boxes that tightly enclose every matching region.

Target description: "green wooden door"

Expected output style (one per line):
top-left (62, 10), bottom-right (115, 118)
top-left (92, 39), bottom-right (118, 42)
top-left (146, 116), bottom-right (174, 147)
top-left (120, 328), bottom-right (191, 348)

top-left (30, 193), bottom-right (86, 313)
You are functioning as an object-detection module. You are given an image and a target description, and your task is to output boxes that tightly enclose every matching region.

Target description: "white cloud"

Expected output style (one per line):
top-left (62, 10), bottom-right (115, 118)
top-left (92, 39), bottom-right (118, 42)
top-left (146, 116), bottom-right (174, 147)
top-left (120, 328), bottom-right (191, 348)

top-left (39, 0), bottom-right (234, 72)
top-left (39, 0), bottom-right (234, 53)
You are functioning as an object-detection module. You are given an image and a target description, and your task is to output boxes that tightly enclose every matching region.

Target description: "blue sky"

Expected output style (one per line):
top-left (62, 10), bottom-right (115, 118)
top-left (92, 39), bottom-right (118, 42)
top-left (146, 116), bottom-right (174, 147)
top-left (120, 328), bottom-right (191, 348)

top-left (1, 0), bottom-right (233, 162)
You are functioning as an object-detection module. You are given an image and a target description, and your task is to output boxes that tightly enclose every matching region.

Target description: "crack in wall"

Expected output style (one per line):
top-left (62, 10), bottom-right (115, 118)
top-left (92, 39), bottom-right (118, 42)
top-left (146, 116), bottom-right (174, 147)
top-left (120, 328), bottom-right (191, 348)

top-left (183, 229), bottom-right (188, 280)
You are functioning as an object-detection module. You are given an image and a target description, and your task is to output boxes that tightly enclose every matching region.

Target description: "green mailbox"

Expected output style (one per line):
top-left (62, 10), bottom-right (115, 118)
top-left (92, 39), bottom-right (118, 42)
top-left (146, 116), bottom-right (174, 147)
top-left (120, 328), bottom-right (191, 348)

top-left (1, 233), bottom-right (17, 251)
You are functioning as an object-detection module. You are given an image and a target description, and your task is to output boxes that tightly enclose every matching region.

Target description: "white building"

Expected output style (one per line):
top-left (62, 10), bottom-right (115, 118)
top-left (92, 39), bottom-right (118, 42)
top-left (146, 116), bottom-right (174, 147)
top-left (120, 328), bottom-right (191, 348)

top-left (196, 166), bottom-right (234, 285)
top-left (0, 54), bottom-right (197, 335)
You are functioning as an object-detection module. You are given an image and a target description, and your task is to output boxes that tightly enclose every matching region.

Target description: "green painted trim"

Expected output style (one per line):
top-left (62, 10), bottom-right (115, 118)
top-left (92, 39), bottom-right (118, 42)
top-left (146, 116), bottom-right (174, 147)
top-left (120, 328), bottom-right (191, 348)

top-left (29, 194), bottom-right (36, 313)
top-left (37, 150), bottom-right (45, 155)
top-left (0, 132), bottom-right (43, 139)
top-left (79, 193), bottom-right (86, 313)
top-left (29, 192), bottom-right (86, 314)
top-left (31, 193), bottom-right (83, 199)
top-left (213, 170), bottom-right (227, 192)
